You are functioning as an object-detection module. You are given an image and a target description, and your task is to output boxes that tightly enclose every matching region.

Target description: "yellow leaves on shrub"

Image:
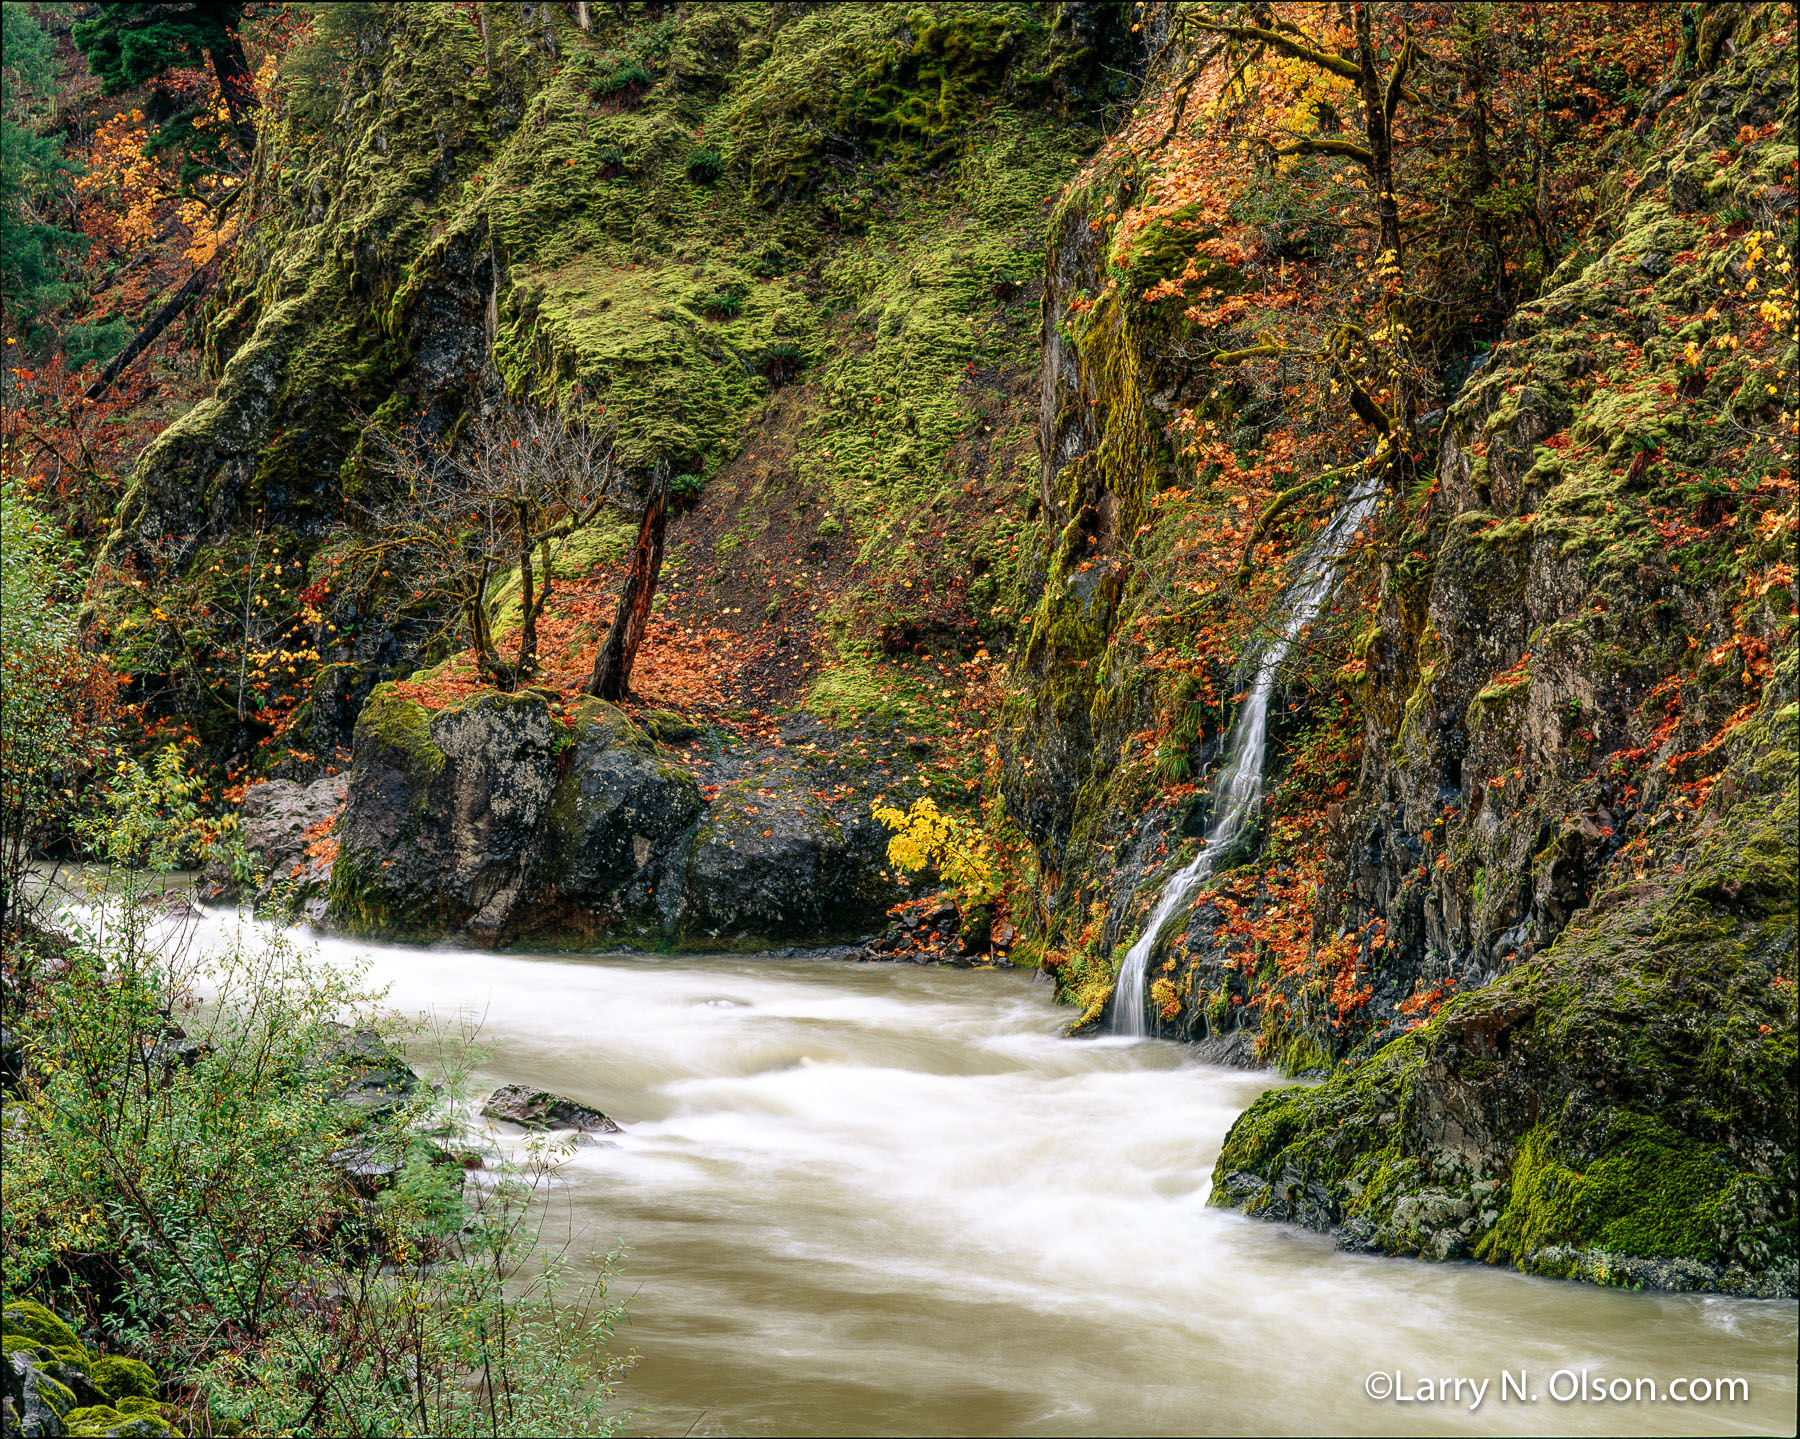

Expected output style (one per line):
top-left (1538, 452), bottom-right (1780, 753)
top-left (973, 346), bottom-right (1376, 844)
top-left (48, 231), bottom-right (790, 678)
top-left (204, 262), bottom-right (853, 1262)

top-left (871, 796), bottom-right (1000, 907)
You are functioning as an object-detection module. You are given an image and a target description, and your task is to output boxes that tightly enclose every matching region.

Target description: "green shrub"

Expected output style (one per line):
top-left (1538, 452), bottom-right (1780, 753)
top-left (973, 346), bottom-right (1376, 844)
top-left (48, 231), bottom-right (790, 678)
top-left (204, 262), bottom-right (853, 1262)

top-left (1, 760), bottom-right (632, 1435)
top-left (762, 340), bottom-right (803, 384)
top-left (59, 317), bottom-right (130, 371)
top-left (0, 481), bottom-right (118, 929)
top-left (591, 54), bottom-right (652, 98)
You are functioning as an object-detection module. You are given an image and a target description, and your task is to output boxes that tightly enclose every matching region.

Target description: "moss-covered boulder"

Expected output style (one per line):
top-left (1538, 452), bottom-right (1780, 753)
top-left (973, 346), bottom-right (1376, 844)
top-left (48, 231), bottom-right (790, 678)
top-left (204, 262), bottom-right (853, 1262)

top-left (326, 682), bottom-right (891, 948)
top-left (63, 1398), bottom-right (173, 1438)
top-left (2, 1301), bottom-right (173, 1439)
top-left (1210, 679), bottom-right (1798, 1296)
top-left (2, 1349), bottom-right (78, 1438)
top-left (327, 684), bottom-right (560, 943)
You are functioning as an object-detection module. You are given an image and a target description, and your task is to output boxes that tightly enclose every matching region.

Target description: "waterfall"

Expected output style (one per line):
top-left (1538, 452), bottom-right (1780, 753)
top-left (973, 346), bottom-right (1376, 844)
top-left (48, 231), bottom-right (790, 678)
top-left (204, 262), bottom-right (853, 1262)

top-left (1111, 479), bottom-right (1382, 1038)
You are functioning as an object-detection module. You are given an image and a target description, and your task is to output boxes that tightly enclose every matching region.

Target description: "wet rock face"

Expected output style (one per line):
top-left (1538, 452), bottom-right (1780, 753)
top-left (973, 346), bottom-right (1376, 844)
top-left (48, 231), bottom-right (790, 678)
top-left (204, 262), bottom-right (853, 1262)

top-left (681, 766), bottom-right (890, 944)
top-left (327, 687), bottom-right (892, 948)
top-left (480, 1085), bottom-right (620, 1133)
top-left (1210, 681), bottom-right (1799, 1299)
top-left (222, 772), bottom-right (349, 921)
top-left (535, 706), bottom-right (703, 924)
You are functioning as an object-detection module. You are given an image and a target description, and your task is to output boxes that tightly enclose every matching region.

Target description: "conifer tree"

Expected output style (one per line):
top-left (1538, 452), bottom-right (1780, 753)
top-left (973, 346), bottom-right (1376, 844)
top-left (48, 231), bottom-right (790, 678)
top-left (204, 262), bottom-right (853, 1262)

top-left (73, 2), bottom-right (260, 155)
top-left (0, 6), bottom-right (87, 330)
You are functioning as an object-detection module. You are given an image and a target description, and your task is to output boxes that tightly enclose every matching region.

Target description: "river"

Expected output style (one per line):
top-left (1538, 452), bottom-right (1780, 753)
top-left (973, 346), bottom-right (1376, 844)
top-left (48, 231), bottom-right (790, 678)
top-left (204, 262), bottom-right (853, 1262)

top-left (200, 915), bottom-right (1797, 1435)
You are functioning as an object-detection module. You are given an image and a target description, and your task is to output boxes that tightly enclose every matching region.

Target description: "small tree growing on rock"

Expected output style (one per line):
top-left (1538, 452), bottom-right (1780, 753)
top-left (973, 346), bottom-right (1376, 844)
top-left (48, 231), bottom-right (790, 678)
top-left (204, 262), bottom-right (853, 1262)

top-left (354, 400), bottom-right (619, 692)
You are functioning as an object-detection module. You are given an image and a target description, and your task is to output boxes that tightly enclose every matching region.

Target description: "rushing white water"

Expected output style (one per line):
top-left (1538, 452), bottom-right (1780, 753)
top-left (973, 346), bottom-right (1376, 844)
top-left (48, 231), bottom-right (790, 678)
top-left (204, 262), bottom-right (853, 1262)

top-left (108, 906), bottom-right (1796, 1435)
top-left (1112, 480), bottom-right (1384, 1037)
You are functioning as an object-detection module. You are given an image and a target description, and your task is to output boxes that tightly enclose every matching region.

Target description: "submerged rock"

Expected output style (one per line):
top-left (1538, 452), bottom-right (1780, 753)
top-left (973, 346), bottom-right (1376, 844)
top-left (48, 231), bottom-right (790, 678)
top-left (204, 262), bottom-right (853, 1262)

top-left (318, 1026), bottom-right (421, 1123)
top-left (480, 1084), bottom-right (621, 1134)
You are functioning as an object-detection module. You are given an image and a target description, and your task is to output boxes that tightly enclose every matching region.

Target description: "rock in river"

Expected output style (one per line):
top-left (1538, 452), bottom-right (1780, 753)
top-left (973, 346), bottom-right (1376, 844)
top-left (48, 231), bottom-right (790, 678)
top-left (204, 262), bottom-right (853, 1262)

top-left (480, 1084), bottom-right (621, 1134)
top-left (325, 684), bottom-right (894, 948)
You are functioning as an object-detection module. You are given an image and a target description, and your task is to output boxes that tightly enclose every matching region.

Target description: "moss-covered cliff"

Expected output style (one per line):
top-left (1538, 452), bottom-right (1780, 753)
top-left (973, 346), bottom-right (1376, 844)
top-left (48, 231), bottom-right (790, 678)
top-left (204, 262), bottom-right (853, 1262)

top-left (999, 0), bottom-right (1796, 1291)
top-left (98, 1), bottom-right (1129, 775)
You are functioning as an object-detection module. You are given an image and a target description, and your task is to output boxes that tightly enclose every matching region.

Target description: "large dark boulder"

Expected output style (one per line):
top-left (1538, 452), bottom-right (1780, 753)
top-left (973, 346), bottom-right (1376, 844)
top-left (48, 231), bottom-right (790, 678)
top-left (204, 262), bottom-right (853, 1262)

top-left (514, 699), bottom-right (704, 942)
top-left (328, 686), bottom-right (561, 943)
top-left (325, 684), bottom-right (893, 949)
top-left (679, 765), bottom-right (890, 945)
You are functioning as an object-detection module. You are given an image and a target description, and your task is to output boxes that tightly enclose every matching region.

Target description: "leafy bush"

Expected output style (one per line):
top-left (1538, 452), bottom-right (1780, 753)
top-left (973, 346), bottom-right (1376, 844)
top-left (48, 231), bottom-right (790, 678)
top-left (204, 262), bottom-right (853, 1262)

top-left (0, 482), bottom-right (119, 928)
top-left (872, 796), bottom-right (1002, 910)
top-left (1, 759), bottom-right (632, 1434)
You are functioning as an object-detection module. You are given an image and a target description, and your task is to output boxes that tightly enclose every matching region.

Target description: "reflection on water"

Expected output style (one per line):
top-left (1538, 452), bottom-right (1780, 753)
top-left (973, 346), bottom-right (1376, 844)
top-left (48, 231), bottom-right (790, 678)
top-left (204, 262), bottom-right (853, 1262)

top-left (165, 910), bottom-right (1800, 1435)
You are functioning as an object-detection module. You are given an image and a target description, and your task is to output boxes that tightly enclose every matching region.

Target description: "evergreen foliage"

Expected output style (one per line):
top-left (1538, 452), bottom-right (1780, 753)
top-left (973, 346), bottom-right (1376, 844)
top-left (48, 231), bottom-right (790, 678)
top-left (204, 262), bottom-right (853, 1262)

top-left (0, 6), bottom-right (88, 332)
top-left (73, 1), bottom-right (259, 166)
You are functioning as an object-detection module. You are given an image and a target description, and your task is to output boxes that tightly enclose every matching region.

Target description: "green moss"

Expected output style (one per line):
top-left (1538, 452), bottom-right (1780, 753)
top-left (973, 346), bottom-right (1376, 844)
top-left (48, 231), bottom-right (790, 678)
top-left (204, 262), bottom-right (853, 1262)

top-left (803, 642), bottom-right (912, 724)
top-left (1477, 1114), bottom-right (1743, 1263)
top-left (2, 1299), bottom-right (82, 1351)
top-left (356, 684), bottom-right (444, 791)
top-left (88, 1355), bottom-right (158, 1402)
top-left (65, 1404), bottom-right (174, 1437)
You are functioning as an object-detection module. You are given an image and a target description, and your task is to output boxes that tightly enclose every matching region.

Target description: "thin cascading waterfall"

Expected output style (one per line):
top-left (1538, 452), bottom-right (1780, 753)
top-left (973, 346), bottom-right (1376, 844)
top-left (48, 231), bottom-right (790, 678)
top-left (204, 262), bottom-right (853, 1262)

top-left (1111, 479), bottom-right (1382, 1038)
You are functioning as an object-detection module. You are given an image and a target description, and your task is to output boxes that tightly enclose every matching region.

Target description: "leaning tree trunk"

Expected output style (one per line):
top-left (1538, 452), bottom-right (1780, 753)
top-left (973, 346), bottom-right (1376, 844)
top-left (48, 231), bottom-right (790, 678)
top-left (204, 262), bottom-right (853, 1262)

top-left (587, 465), bottom-right (669, 702)
top-left (84, 260), bottom-right (215, 399)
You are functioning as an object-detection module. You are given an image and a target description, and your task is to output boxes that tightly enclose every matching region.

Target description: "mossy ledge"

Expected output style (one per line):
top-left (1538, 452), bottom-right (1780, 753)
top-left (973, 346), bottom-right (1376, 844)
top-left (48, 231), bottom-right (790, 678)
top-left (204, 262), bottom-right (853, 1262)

top-left (1209, 690), bottom-right (1798, 1298)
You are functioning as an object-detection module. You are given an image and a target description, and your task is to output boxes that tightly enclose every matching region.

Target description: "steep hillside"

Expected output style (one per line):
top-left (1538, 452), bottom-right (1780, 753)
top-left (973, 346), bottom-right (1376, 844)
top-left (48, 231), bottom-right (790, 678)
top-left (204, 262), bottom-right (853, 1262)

top-left (1001, 0), bottom-right (1796, 1292)
top-left (96, 1), bottom-right (1127, 786)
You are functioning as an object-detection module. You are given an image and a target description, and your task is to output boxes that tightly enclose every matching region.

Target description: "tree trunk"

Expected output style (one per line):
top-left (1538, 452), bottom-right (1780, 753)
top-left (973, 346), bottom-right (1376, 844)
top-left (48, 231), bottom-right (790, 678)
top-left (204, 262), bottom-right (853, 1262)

top-left (205, 34), bottom-right (260, 154)
top-left (587, 467), bottom-right (669, 702)
top-left (516, 532), bottom-right (539, 681)
top-left (84, 261), bottom-right (215, 399)
top-left (469, 560), bottom-right (516, 690)
top-left (573, 1), bottom-right (591, 30)
top-left (1460, 20), bottom-right (1509, 317)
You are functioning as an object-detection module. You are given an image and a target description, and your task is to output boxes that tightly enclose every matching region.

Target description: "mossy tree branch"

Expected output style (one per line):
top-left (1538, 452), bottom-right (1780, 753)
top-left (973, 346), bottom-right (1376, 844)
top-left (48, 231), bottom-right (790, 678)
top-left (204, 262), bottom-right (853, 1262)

top-left (1232, 459), bottom-right (1369, 585)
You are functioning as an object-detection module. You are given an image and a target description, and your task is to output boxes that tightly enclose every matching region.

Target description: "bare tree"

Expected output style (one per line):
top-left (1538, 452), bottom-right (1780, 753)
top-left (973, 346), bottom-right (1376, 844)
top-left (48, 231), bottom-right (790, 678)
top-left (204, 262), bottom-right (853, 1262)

top-left (354, 401), bottom-right (619, 691)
